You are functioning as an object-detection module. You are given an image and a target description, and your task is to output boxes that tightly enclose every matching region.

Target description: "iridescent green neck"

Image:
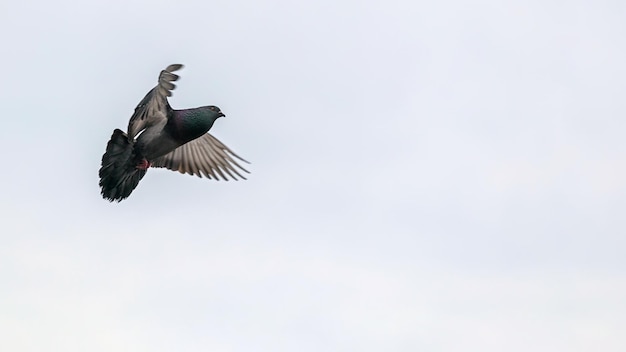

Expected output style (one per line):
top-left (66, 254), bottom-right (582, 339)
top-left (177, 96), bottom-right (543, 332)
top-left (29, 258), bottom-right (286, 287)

top-left (171, 107), bottom-right (218, 142)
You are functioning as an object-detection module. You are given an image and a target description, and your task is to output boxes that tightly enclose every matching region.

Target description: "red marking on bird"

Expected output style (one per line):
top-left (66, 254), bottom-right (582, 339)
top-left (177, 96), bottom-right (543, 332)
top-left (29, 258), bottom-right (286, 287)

top-left (137, 159), bottom-right (151, 170)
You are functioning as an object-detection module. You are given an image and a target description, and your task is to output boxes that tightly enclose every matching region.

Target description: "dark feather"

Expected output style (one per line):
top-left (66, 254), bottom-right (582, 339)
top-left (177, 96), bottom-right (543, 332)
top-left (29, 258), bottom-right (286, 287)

top-left (99, 129), bottom-right (147, 202)
top-left (127, 64), bottom-right (184, 139)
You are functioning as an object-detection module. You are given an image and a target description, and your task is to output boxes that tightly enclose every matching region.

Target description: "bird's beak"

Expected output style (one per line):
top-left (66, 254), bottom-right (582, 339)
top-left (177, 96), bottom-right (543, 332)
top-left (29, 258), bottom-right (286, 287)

top-left (219, 112), bottom-right (226, 117)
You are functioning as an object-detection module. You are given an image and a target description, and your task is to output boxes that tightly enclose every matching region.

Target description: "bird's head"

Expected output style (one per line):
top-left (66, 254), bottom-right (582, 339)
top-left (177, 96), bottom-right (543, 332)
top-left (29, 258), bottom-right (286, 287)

top-left (206, 105), bottom-right (225, 118)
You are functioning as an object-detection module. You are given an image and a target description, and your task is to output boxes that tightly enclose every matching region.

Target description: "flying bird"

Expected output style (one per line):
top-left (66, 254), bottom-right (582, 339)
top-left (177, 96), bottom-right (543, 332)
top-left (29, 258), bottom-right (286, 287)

top-left (99, 64), bottom-right (249, 202)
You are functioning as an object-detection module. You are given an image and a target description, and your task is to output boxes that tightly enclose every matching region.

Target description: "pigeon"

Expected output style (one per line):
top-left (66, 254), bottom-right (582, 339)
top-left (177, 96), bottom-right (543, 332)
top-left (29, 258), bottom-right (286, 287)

top-left (99, 64), bottom-right (249, 202)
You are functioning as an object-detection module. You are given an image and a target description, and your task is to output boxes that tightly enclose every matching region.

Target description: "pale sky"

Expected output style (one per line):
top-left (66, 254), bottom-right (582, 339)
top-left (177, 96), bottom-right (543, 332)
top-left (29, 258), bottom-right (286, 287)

top-left (1, 0), bottom-right (625, 351)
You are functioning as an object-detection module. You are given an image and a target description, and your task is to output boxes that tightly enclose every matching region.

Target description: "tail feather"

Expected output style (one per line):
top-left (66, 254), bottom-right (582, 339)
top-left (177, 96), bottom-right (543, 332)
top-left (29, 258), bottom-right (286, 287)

top-left (99, 129), bottom-right (147, 202)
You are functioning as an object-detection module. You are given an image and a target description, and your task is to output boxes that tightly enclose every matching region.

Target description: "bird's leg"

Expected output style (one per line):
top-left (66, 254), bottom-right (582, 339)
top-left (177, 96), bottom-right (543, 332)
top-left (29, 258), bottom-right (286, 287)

top-left (136, 158), bottom-right (151, 170)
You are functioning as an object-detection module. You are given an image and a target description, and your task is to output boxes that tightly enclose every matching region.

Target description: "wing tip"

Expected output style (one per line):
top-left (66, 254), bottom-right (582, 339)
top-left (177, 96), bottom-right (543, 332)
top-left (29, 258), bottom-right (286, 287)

top-left (165, 64), bottom-right (184, 72)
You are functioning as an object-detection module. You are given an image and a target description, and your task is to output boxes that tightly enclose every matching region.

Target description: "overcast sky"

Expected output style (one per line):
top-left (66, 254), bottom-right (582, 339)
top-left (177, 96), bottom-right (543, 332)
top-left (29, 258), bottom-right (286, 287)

top-left (1, 0), bottom-right (625, 351)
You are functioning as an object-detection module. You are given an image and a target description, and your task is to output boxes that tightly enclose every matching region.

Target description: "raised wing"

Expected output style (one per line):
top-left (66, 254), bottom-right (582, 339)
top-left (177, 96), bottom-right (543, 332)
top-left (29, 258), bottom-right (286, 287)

top-left (151, 133), bottom-right (250, 180)
top-left (127, 64), bottom-right (184, 140)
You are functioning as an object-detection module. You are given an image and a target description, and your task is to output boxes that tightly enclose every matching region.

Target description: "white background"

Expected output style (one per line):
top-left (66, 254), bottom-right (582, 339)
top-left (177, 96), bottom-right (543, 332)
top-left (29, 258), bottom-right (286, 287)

top-left (1, 1), bottom-right (625, 351)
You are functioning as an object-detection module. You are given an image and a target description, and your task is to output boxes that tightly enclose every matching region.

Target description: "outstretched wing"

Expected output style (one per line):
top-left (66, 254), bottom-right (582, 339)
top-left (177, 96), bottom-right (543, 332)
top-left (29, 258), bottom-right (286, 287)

top-left (127, 64), bottom-right (184, 140)
top-left (151, 133), bottom-right (250, 180)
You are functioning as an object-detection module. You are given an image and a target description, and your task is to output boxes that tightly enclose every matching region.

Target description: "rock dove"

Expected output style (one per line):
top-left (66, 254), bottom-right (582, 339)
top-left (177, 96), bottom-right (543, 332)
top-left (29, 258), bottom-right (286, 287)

top-left (99, 64), bottom-right (249, 202)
